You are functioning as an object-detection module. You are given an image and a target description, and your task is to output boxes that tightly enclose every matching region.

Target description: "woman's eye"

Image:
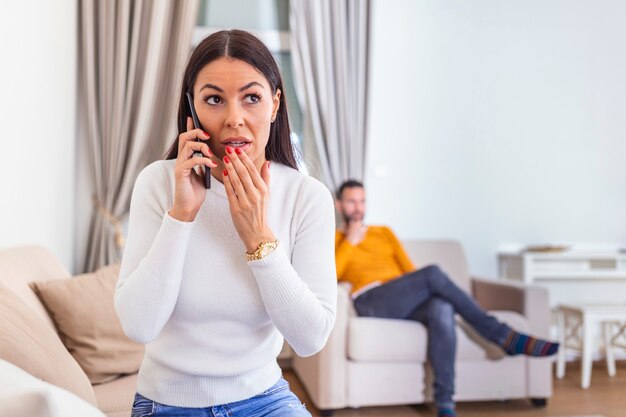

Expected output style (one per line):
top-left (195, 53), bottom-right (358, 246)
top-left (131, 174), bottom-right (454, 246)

top-left (244, 94), bottom-right (261, 104)
top-left (206, 96), bottom-right (222, 105)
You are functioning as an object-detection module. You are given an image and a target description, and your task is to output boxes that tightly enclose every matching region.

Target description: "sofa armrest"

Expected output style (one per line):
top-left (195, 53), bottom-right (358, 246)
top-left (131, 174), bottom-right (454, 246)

top-left (471, 277), bottom-right (550, 338)
top-left (291, 284), bottom-right (350, 410)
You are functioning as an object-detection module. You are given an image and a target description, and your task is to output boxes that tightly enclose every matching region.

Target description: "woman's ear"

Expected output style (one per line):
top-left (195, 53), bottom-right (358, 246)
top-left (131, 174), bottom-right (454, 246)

top-left (271, 88), bottom-right (281, 121)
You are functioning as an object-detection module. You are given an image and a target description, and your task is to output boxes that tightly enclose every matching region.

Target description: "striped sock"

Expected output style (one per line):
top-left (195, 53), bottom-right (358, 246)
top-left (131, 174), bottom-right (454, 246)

top-left (501, 330), bottom-right (559, 356)
top-left (437, 405), bottom-right (457, 417)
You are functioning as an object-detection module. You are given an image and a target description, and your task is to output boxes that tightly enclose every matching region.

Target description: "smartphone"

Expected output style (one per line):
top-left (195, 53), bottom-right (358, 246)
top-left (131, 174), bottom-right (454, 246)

top-left (185, 92), bottom-right (211, 189)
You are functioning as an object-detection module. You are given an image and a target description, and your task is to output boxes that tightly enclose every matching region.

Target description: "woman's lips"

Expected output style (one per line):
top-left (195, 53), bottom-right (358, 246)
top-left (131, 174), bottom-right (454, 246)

top-left (223, 142), bottom-right (251, 153)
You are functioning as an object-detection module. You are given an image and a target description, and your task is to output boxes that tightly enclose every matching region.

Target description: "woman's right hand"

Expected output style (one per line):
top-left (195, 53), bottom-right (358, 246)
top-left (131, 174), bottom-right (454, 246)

top-left (169, 117), bottom-right (218, 222)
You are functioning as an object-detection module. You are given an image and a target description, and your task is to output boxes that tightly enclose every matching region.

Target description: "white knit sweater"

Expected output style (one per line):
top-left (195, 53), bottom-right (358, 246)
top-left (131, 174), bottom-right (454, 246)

top-left (114, 159), bottom-right (337, 407)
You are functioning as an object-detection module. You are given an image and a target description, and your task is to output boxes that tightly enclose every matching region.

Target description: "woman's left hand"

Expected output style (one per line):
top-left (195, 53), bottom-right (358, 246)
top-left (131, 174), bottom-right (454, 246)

top-left (222, 147), bottom-right (275, 253)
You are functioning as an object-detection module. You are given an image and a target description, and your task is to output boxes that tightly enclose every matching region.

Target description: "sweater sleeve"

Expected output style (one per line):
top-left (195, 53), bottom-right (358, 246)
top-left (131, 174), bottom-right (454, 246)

top-left (335, 233), bottom-right (356, 280)
top-left (114, 162), bottom-right (195, 344)
top-left (246, 177), bottom-right (337, 357)
top-left (385, 227), bottom-right (416, 274)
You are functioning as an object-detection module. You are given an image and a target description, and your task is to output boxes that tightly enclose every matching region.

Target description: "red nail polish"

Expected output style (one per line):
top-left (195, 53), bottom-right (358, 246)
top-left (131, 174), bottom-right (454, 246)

top-left (235, 147), bottom-right (242, 155)
top-left (223, 155), bottom-right (230, 163)
top-left (226, 146), bottom-right (233, 154)
top-left (223, 169), bottom-right (228, 176)
top-left (203, 131), bottom-right (210, 137)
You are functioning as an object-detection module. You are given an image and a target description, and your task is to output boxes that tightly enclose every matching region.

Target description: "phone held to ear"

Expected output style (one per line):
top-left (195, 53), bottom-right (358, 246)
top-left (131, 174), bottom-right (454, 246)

top-left (185, 92), bottom-right (211, 189)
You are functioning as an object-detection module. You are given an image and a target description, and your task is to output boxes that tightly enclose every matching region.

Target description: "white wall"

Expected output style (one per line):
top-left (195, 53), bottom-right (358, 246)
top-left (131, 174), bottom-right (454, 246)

top-left (366, 0), bottom-right (626, 277)
top-left (2, 1), bottom-right (625, 280)
top-left (0, 2), bottom-right (76, 270)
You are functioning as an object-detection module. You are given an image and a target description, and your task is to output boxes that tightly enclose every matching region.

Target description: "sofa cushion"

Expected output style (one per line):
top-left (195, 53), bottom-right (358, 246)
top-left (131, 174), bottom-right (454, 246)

top-left (402, 241), bottom-right (471, 293)
top-left (348, 310), bottom-right (529, 362)
top-left (348, 317), bottom-right (428, 362)
top-left (30, 264), bottom-right (144, 385)
top-left (92, 372), bottom-right (137, 416)
top-left (0, 359), bottom-right (105, 417)
top-left (0, 282), bottom-right (96, 405)
top-left (348, 316), bottom-right (484, 362)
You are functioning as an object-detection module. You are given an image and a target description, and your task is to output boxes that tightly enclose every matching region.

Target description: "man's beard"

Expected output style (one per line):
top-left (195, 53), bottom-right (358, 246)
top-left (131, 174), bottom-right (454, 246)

top-left (343, 212), bottom-right (364, 224)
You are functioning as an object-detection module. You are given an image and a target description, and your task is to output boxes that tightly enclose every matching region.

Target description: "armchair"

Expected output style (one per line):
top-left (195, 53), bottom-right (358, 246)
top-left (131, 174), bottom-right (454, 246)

top-left (292, 240), bottom-right (552, 415)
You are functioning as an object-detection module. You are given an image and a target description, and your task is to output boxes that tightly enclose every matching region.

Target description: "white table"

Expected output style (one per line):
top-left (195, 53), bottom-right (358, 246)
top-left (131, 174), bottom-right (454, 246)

top-left (498, 249), bottom-right (626, 285)
top-left (498, 249), bottom-right (626, 312)
top-left (556, 304), bottom-right (626, 388)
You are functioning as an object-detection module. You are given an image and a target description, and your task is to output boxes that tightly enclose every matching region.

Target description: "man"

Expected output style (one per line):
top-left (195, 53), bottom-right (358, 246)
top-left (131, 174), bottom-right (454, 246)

top-left (334, 179), bottom-right (558, 417)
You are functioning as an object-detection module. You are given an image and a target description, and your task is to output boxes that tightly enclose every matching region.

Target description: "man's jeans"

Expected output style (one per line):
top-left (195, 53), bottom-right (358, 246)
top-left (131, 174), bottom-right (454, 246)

top-left (130, 377), bottom-right (311, 417)
top-left (353, 265), bottom-right (511, 406)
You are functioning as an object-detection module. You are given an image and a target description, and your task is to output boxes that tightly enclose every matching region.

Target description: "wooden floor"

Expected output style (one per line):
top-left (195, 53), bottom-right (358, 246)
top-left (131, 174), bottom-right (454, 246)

top-left (284, 361), bottom-right (626, 417)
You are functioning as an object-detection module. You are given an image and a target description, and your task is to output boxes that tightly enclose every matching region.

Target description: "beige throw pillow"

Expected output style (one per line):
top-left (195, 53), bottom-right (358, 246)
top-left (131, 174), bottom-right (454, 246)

top-left (30, 264), bottom-right (144, 385)
top-left (0, 283), bottom-right (96, 405)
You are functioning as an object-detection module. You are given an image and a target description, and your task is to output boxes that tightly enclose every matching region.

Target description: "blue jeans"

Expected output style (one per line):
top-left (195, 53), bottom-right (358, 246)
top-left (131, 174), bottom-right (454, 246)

top-left (130, 377), bottom-right (311, 417)
top-left (353, 265), bottom-right (511, 407)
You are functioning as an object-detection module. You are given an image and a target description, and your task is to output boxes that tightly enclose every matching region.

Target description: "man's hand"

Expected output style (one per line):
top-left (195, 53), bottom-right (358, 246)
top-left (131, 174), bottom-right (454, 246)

top-left (345, 220), bottom-right (367, 246)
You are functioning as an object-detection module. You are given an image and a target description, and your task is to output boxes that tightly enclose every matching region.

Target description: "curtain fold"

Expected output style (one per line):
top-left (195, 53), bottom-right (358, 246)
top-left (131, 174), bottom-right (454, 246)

top-left (290, 0), bottom-right (371, 190)
top-left (78, 0), bottom-right (199, 272)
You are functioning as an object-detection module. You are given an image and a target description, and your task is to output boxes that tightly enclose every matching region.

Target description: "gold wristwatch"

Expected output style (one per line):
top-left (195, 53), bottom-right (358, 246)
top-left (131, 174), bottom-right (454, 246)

top-left (246, 240), bottom-right (279, 261)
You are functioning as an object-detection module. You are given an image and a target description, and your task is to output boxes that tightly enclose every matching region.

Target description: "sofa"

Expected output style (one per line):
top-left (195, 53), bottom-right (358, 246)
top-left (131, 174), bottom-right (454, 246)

top-left (291, 240), bottom-right (553, 415)
top-left (0, 244), bottom-right (299, 416)
top-left (0, 245), bottom-right (137, 417)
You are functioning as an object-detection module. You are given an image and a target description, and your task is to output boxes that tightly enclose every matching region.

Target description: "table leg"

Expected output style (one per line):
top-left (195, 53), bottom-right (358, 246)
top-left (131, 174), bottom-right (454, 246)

top-left (603, 322), bottom-right (616, 377)
top-left (581, 316), bottom-right (594, 389)
top-left (556, 309), bottom-right (566, 379)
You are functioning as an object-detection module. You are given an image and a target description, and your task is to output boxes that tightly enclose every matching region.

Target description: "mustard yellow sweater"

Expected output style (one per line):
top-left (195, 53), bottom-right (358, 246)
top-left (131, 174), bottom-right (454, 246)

top-left (335, 226), bottom-right (416, 294)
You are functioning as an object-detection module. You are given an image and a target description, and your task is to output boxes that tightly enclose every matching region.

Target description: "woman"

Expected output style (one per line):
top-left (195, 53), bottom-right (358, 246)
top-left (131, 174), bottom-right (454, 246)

top-left (115, 29), bottom-right (336, 417)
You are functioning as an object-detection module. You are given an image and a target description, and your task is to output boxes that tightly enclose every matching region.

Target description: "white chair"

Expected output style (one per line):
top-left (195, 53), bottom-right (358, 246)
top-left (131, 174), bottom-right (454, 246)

top-left (292, 240), bottom-right (554, 415)
top-left (604, 321), bottom-right (626, 377)
top-left (556, 304), bottom-right (626, 388)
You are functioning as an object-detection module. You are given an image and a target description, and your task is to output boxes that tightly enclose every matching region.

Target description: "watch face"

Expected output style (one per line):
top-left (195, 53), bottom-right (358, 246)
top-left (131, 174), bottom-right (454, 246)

top-left (246, 241), bottom-right (278, 261)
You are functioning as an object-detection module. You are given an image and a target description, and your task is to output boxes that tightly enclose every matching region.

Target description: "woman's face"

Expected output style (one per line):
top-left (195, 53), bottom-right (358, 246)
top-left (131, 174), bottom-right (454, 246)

top-left (192, 57), bottom-right (281, 172)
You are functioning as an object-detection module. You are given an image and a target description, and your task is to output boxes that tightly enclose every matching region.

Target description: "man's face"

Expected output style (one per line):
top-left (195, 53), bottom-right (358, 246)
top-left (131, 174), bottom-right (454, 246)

top-left (336, 187), bottom-right (366, 224)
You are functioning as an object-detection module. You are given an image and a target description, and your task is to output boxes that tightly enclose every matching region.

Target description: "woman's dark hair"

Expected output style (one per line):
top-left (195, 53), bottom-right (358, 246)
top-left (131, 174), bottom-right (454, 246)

top-left (164, 29), bottom-right (297, 169)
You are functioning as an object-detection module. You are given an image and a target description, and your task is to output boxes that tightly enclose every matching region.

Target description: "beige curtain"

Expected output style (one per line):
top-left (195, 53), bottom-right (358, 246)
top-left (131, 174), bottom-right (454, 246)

top-left (78, 0), bottom-right (199, 272)
top-left (290, 0), bottom-right (371, 190)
